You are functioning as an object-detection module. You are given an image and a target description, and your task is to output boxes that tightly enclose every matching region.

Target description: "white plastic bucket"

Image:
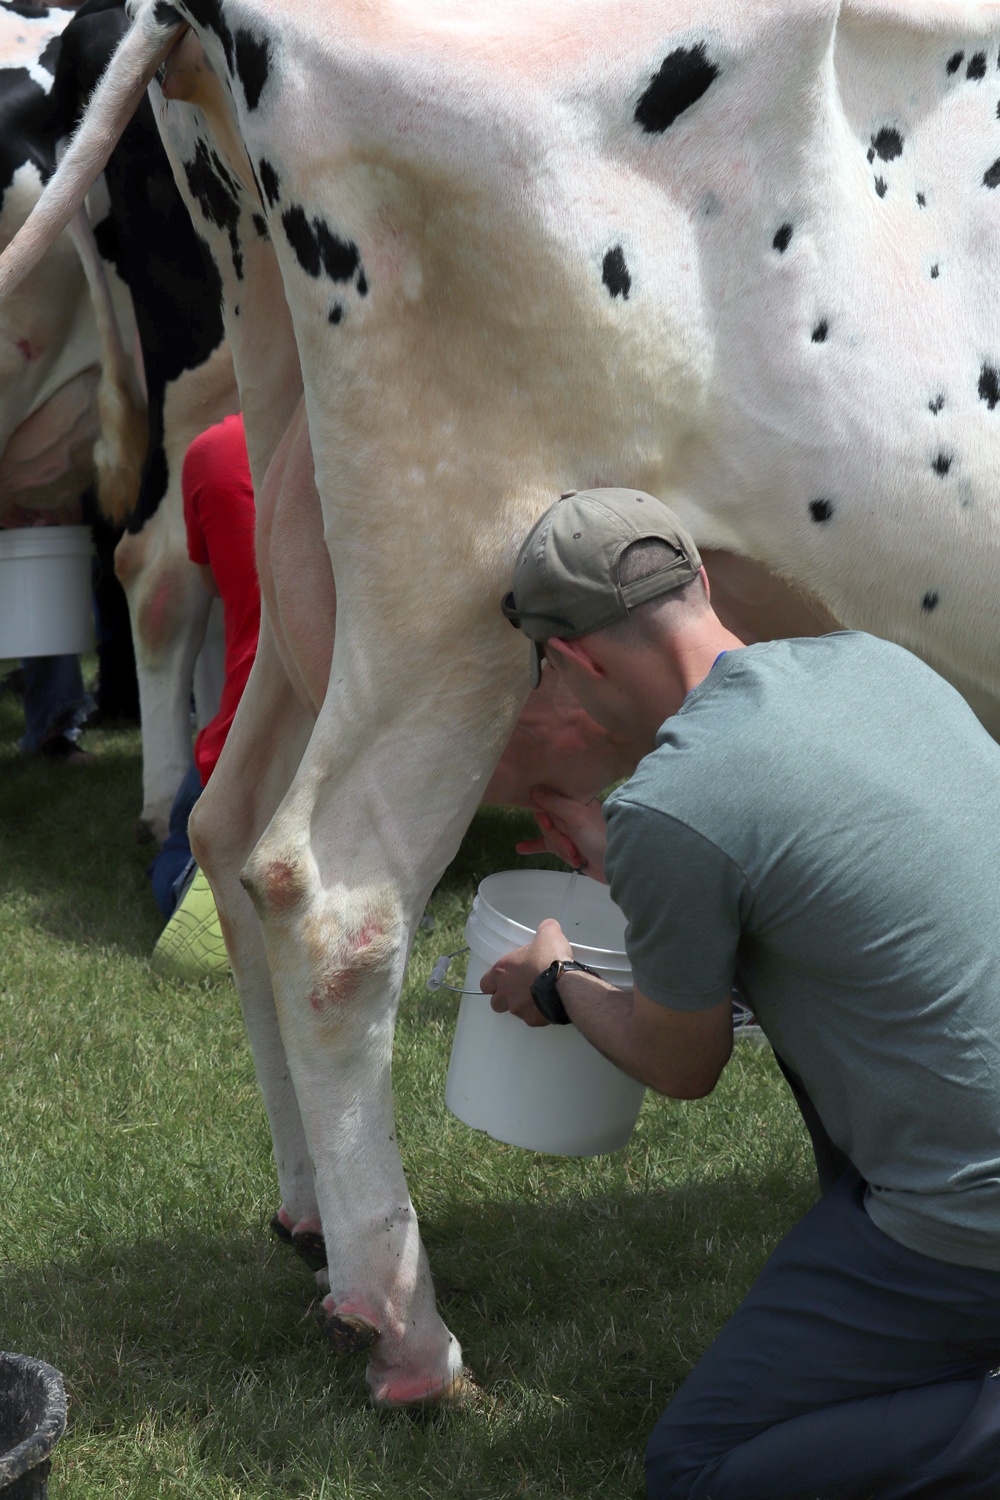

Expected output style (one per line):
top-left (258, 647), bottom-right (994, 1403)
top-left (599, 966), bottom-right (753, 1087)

top-left (0, 526), bottom-right (94, 657)
top-left (444, 869), bottom-right (646, 1155)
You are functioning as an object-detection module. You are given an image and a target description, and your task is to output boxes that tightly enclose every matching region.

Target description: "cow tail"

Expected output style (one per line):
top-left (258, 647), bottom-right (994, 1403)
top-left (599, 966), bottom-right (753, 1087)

top-left (0, 14), bottom-right (184, 302)
top-left (67, 209), bottom-right (148, 525)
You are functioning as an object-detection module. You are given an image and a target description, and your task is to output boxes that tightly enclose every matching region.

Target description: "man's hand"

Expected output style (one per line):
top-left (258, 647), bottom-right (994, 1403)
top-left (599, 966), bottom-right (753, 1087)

top-left (515, 785), bottom-right (609, 882)
top-left (480, 916), bottom-right (573, 1027)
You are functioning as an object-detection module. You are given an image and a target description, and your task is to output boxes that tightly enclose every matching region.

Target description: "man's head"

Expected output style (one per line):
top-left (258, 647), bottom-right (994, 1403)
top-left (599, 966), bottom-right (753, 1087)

top-left (501, 488), bottom-right (707, 687)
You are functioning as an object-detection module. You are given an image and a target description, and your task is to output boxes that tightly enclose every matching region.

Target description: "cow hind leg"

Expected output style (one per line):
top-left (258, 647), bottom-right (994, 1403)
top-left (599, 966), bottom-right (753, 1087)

top-left (238, 661), bottom-right (525, 1404)
top-left (187, 621), bottom-right (322, 1245)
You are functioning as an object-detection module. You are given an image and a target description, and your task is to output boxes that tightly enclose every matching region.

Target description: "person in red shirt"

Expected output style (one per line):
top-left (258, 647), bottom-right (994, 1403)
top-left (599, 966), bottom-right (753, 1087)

top-left (149, 413), bottom-right (259, 918)
top-left (183, 411), bottom-right (259, 786)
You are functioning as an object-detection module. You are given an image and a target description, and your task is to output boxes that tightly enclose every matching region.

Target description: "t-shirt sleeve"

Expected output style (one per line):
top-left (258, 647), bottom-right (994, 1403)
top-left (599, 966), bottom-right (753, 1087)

top-left (604, 794), bottom-right (747, 1010)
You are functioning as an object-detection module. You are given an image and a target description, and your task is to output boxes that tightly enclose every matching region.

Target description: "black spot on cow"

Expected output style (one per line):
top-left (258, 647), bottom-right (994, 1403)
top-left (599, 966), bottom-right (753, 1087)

top-left (0, 3), bottom-right (51, 16)
top-left (984, 158), bottom-right (1000, 189)
top-left (922, 591), bottom-right (940, 612)
top-left (811, 320), bottom-right (829, 343)
top-left (809, 499), bottom-right (834, 523)
top-left (281, 204), bottom-right (360, 283)
top-left (181, 0), bottom-right (234, 70)
top-left (773, 222), bottom-right (793, 253)
top-left (329, 304), bottom-right (343, 325)
top-left (979, 364), bottom-right (1000, 409)
top-left (258, 157), bottom-right (280, 207)
top-left (602, 245), bottom-right (631, 299)
top-left (183, 137), bottom-right (244, 280)
top-left (252, 212), bottom-right (268, 239)
top-left (871, 127), bottom-right (903, 161)
top-left (930, 264), bottom-right (940, 279)
top-left (929, 394), bottom-right (945, 414)
top-left (234, 27), bottom-right (270, 111)
top-left (932, 452), bottom-right (953, 477)
top-left (917, 191), bottom-right (927, 207)
top-left (867, 146), bottom-right (875, 164)
top-left (356, 269), bottom-right (368, 296)
top-left (233, 302), bottom-right (239, 317)
top-left (37, 34), bottom-right (62, 77)
top-left (875, 176), bottom-right (888, 198)
top-left (968, 52), bottom-right (987, 80)
top-left (947, 51), bottom-right (964, 75)
top-left (634, 42), bottom-right (719, 134)
top-left (153, 1), bottom-right (183, 26)
top-left (0, 65), bottom-right (56, 203)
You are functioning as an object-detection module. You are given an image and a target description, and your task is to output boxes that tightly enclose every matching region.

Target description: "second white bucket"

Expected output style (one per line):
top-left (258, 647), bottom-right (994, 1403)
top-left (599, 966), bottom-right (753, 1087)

top-left (444, 869), bottom-right (645, 1156)
top-left (0, 526), bottom-right (94, 657)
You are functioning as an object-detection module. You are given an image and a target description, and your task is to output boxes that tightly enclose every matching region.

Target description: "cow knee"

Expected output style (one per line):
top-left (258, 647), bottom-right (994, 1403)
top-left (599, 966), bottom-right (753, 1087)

top-left (240, 847), bottom-right (311, 918)
top-left (187, 780), bottom-right (246, 877)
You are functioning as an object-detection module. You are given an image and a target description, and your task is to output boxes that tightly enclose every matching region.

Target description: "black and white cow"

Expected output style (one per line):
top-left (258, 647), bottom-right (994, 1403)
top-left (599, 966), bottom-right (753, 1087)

top-left (0, 0), bottom-right (143, 531)
top-left (48, 0), bottom-right (239, 839)
top-left (3, 0), bottom-right (1000, 1407)
top-left (0, 0), bottom-right (237, 837)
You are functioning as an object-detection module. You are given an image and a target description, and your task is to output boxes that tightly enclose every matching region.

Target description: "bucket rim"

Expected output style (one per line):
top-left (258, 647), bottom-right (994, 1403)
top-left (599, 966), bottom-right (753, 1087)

top-left (469, 869), bottom-right (631, 967)
top-left (0, 524), bottom-right (93, 555)
top-left (0, 1353), bottom-right (67, 1485)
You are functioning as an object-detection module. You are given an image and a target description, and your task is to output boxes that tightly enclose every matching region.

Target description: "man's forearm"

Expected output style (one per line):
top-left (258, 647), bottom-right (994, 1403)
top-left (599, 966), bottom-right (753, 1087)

top-left (557, 971), bottom-right (652, 1085)
top-left (557, 971), bottom-right (732, 1099)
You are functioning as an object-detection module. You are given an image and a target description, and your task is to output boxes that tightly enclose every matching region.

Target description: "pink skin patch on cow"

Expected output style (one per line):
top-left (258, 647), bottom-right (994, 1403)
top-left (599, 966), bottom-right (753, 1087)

top-left (307, 919), bottom-right (387, 1011)
top-left (261, 860), bottom-right (307, 914)
top-left (137, 575), bottom-right (184, 651)
top-left (15, 339), bottom-right (34, 361)
top-left (309, 972), bottom-right (356, 1012)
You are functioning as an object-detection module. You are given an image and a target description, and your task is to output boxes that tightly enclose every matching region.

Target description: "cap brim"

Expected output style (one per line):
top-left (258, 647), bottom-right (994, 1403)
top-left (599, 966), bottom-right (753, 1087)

top-left (529, 640), bottom-right (544, 688)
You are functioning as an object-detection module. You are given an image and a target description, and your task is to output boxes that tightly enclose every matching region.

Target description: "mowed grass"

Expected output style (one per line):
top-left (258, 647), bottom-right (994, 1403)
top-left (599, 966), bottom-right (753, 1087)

top-left (0, 664), bottom-right (817, 1498)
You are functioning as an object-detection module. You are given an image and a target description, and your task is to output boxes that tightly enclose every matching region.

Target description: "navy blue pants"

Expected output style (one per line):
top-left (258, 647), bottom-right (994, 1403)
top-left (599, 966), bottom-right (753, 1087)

top-left (646, 1168), bottom-right (1000, 1499)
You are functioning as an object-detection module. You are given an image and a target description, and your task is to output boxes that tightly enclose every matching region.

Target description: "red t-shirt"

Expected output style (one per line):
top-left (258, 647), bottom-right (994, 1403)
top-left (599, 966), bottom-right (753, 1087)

top-left (183, 413), bottom-right (260, 786)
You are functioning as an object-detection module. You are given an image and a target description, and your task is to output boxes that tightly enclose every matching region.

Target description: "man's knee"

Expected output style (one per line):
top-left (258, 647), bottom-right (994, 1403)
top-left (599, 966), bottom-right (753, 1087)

top-left (645, 1400), bottom-right (711, 1500)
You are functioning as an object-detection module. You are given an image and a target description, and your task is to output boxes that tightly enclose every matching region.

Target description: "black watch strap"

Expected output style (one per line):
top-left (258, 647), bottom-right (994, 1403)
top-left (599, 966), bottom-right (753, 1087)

top-left (530, 959), bottom-right (599, 1025)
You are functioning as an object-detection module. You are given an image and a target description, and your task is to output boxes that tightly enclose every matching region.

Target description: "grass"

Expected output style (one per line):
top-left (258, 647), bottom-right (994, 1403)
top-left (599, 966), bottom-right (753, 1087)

top-left (0, 661), bottom-right (817, 1498)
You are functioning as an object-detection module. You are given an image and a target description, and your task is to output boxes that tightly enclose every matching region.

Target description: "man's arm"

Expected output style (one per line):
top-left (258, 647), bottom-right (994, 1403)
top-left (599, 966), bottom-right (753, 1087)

top-left (481, 917), bottom-right (733, 1099)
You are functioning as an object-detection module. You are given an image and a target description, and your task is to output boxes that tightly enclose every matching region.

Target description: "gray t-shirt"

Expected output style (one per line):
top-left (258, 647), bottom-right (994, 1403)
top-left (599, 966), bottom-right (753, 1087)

top-left (603, 632), bottom-right (1000, 1270)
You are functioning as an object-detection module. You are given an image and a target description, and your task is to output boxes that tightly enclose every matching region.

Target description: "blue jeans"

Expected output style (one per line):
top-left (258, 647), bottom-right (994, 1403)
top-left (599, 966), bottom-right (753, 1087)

top-left (646, 1169), bottom-right (1000, 1499)
top-left (147, 758), bottom-right (202, 918)
top-left (18, 655), bottom-right (92, 753)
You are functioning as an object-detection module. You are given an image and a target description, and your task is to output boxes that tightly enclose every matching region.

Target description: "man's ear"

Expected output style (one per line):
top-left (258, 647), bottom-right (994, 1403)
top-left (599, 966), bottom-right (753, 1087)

top-left (546, 635), bottom-right (606, 679)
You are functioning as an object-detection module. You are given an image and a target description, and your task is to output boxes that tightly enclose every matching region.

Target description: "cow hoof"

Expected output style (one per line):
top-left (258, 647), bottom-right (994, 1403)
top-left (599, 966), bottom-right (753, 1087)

top-left (269, 1212), bottom-right (293, 1245)
top-left (323, 1310), bottom-right (380, 1356)
top-left (291, 1229), bottom-right (327, 1272)
top-left (369, 1367), bottom-right (473, 1407)
top-left (134, 818), bottom-right (158, 845)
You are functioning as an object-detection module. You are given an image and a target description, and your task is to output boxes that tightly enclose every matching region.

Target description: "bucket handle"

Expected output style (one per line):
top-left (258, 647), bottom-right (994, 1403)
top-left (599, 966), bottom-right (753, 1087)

top-left (426, 946), bottom-right (483, 996)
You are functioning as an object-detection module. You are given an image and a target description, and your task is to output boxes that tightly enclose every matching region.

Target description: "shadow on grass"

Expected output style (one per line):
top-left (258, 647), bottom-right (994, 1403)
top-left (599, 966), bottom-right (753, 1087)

top-left (0, 1169), bottom-right (814, 1485)
top-left (0, 706), bottom-right (166, 960)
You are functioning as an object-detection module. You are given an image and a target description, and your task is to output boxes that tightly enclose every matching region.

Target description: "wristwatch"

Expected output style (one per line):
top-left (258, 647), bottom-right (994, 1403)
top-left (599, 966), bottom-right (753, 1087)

top-left (530, 959), bottom-right (599, 1026)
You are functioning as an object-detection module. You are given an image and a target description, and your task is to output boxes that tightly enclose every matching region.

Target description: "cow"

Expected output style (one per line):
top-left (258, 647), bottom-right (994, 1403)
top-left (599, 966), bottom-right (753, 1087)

top-left (3, 0), bottom-right (1000, 1406)
top-left (0, 0), bottom-right (144, 532)
top-left (0, 0), bottom-right (237, 838)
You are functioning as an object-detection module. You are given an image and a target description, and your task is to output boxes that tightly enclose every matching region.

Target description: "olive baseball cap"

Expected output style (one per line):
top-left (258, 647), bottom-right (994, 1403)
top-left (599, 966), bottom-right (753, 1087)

top-left (501, 488), bottom-right (702, 685)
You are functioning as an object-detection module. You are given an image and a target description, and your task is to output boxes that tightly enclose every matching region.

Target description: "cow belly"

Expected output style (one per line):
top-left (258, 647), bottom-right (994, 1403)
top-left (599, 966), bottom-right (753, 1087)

top-left (0, 368), bottom-right (99, 521)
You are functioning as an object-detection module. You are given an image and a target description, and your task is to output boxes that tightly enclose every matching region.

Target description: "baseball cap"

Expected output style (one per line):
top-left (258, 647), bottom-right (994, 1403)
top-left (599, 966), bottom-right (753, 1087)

top-left (501, 488), bottom-right (702, 685)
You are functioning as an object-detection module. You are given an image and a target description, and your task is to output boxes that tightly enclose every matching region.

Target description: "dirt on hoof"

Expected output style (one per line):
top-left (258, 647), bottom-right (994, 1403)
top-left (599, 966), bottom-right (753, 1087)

top-left (291, 1229), bottom-right (327, 1272)
top-left (323, 1311), bottom-right (380, 1356)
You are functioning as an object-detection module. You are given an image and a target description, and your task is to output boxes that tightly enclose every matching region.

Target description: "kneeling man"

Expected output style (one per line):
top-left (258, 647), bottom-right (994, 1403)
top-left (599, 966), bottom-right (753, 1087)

top-left (484, 488), bottom-right (1000, 1500)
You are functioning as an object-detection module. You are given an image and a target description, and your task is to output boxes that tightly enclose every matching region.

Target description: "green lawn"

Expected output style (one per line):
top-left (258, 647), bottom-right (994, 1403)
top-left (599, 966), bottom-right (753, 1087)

top-left (0, 667), bottom-right (816, 1498)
